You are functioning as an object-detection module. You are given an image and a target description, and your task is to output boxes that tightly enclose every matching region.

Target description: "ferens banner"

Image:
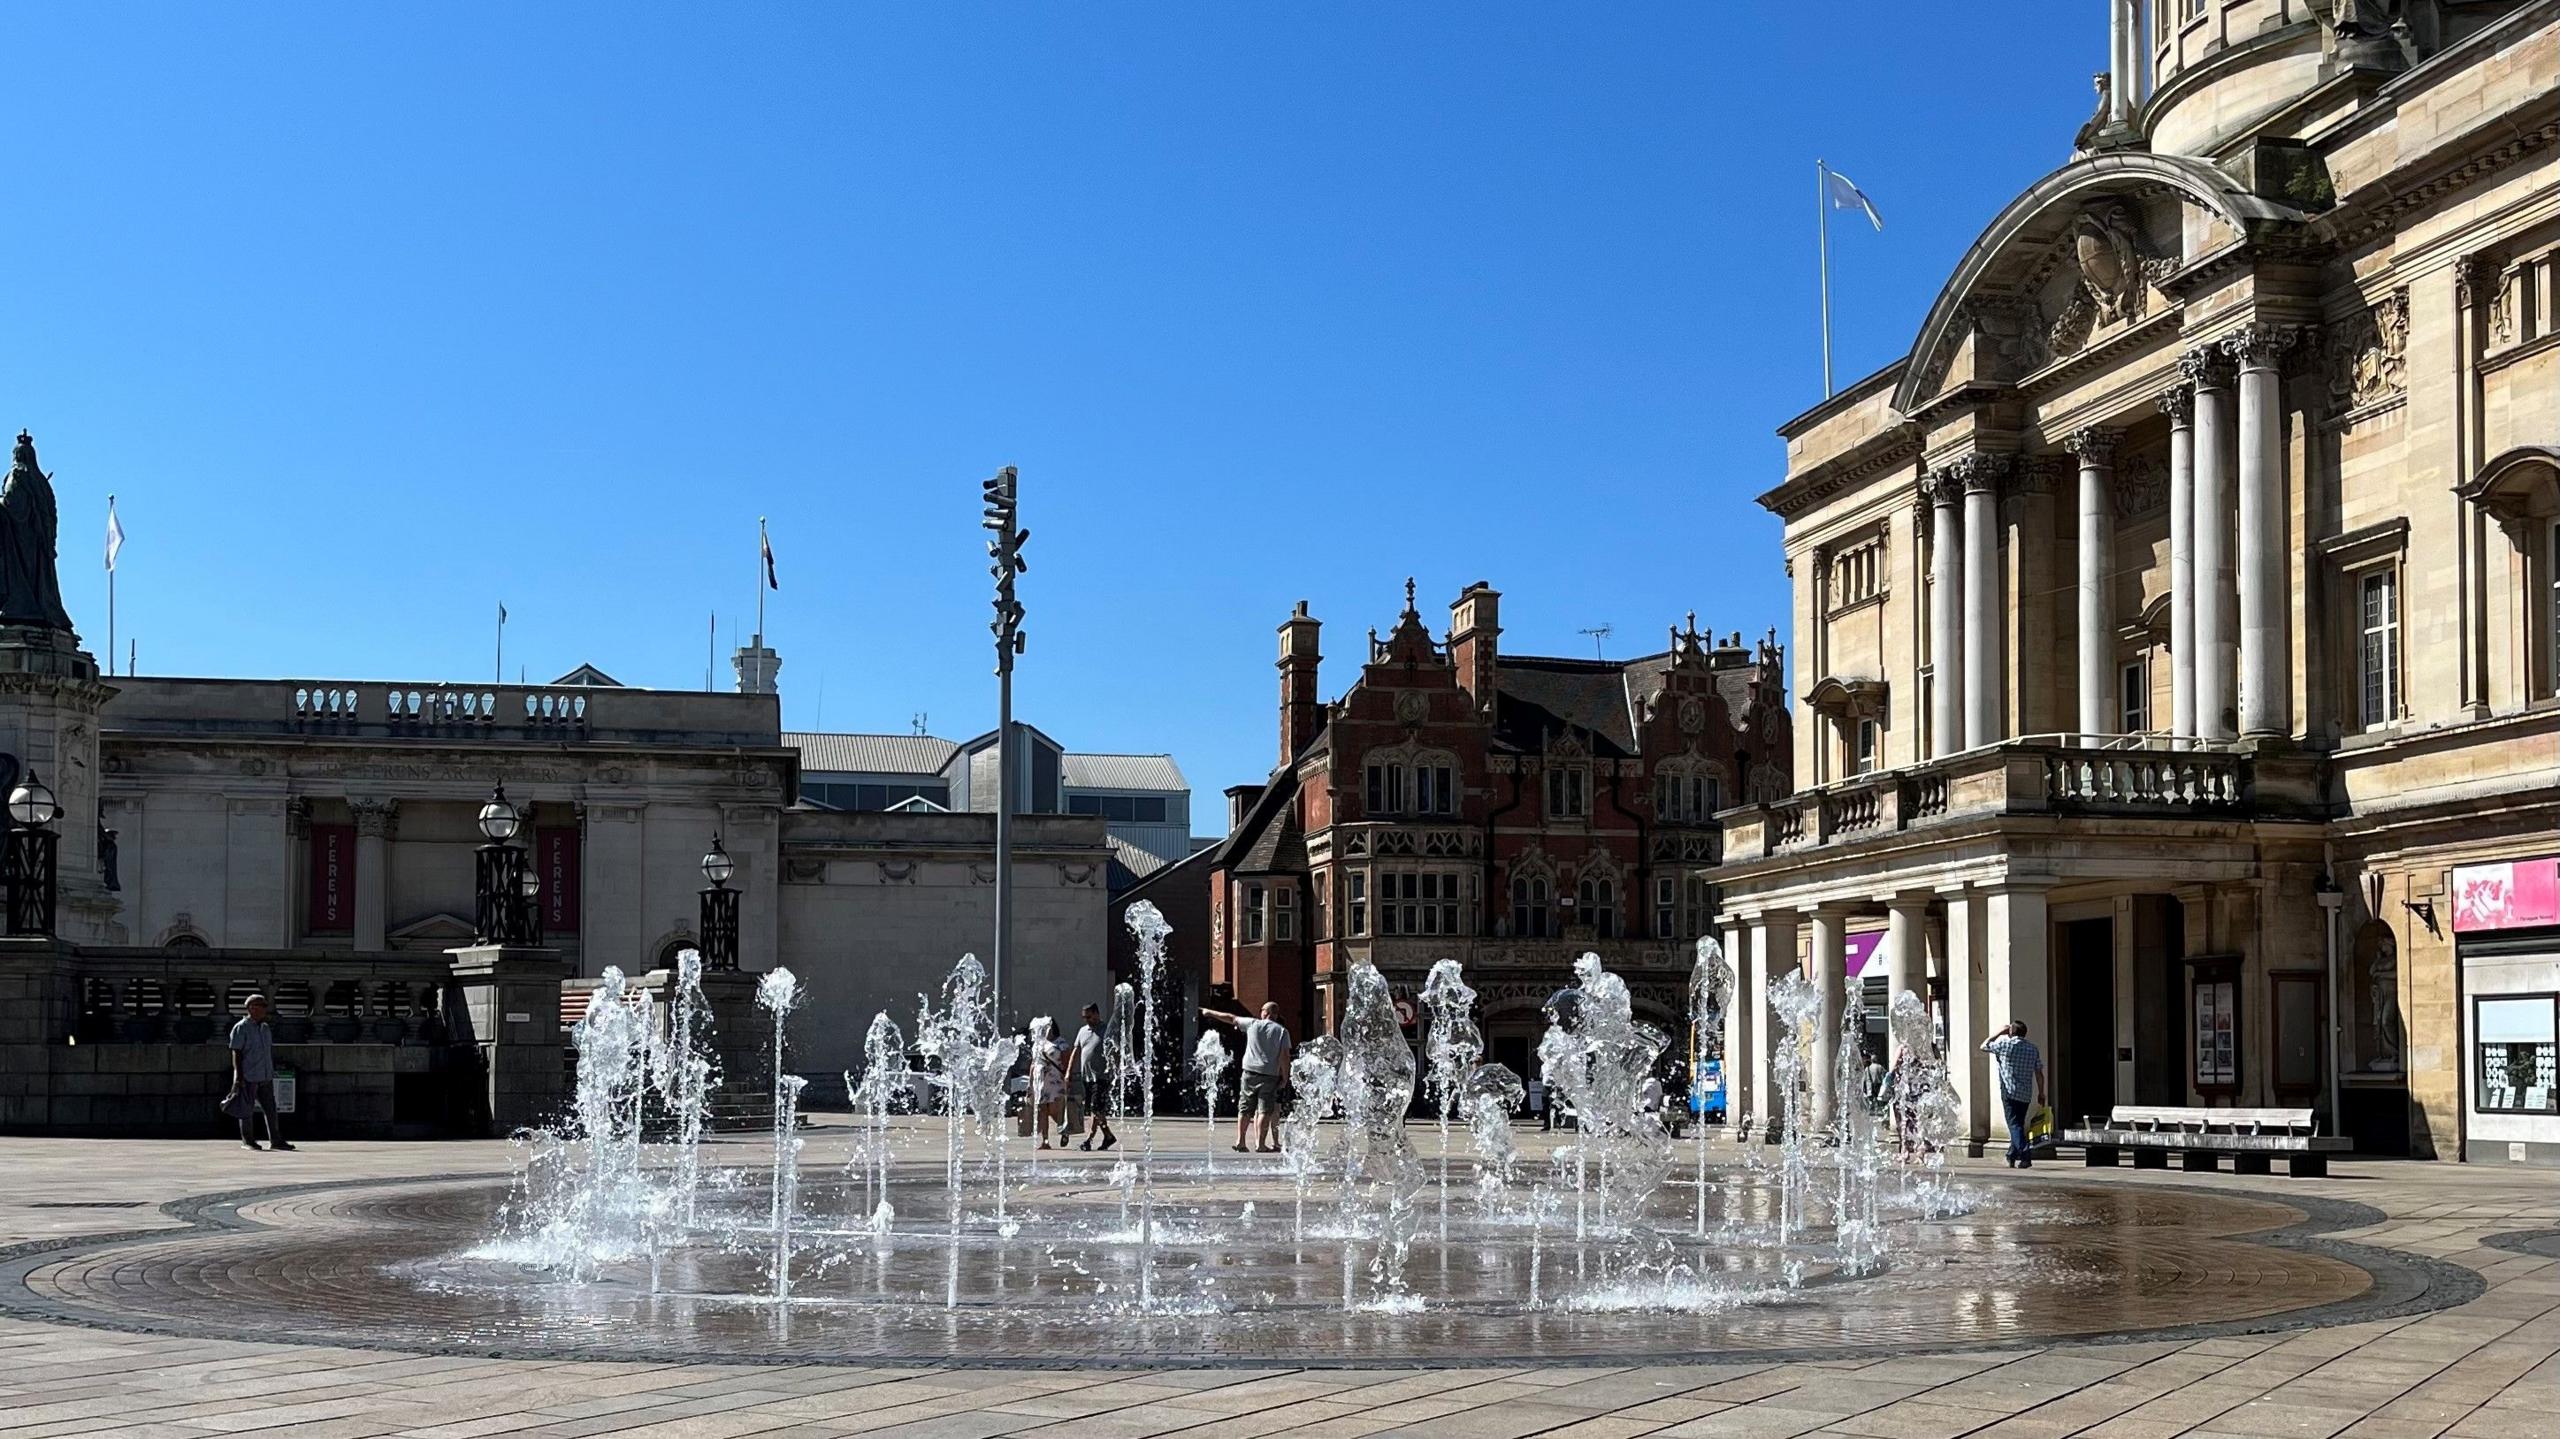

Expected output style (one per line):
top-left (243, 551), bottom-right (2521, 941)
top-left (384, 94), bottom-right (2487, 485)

top-left (538, 825), bottom-right (581, 933)
top-left (308, 823), bottom-right (354, 933)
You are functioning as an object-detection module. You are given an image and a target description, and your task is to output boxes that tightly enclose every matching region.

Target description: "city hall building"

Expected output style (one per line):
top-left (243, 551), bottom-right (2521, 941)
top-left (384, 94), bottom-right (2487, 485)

top-left (1712, 0), bottom-right (2557, 1164)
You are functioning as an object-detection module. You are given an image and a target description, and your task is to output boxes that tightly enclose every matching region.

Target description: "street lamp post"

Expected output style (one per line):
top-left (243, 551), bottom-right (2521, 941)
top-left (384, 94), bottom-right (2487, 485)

top-left (983, 465), bottom-right (1028, 1025)
top-left (3, 769), bottom-right (62, 937)
top-left (699, 833), bottom-right (739, 971)
top-left (472, 783), bottom-right (532, 945)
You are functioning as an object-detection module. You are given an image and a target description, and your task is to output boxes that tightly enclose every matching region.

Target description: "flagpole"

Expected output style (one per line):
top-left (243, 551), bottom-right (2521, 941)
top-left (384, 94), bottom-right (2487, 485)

top-left (495, 602), bottom-right (504, 683)
top-left (1817, 159), bottom-right (1835, 398)
top-left (105, 496), bottom-right (118, 677)
top-left (706, 609), bottom-right (716, 691)
top-left (756, 517), bottom-right (768, 645)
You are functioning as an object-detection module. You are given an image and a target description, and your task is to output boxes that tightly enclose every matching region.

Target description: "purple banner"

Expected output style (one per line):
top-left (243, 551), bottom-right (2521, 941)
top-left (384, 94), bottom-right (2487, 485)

top-left (1844, 929), bottom-right (1885, 978)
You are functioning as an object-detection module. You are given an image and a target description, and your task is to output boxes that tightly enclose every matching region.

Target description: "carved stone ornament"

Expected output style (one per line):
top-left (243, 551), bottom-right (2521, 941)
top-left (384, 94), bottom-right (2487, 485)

top-left (2328, 288), bottom-right (2409, 409)
top-left (1394, 690), bottom-right (1429, 726)
top-left (2453, 254), bottom-right (2483, 308)
top-left (2049, 202), bottom-right (2174, 357)
top-left (879, 860), bottom-right (918, 885)
top-left (2112, 452), bottom-right (2169, 520)
top-left (783, 857), bottom-right (826, 883)
top-left (1677, 696), bottom-right (1707, 735)
top-left (349, 797), bottom-right (400, 839)
top-left (2156, 384), bottom-right (2195, 425)
top-left (2011, 455), bottom-right (2068, 498)
top-left (1060, 863), bottom-right (1097, 887)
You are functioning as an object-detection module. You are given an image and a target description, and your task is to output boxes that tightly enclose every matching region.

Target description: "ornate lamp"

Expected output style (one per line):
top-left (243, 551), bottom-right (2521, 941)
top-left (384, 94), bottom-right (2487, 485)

top-left (3, 769), bottom-right (61, 937)
top-left (698, 833), bottom-right (739, 971)
top-left (471, 783), bottom-right (533, 944)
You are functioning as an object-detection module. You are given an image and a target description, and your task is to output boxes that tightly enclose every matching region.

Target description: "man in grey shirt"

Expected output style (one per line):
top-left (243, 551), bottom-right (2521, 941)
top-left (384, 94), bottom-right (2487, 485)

top-left (227, 994), bottom-right (293, 1152)
top-left (1201, 1002), bottom-right (1290, 1153)
top-left (1064, 1003), bottom-right (1117, 1152)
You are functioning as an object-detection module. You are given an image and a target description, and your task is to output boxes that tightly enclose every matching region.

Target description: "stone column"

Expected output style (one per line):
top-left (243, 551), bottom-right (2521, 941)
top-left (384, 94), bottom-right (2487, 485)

top-left (2184, 346), bottom-right (2238, 740)
top-left (1958, 456), bottom-right (2006, 749)
top-left (2066, 428), bottom-right (2119, 742)
top-left (1721, 920), bottom-right (1754, 1140)
top-left (1756, 910), bottom-right (1800, 1143)
top-left (1884, 894), bottom-right (1928, 1059)
top-left (1943, 889), bottom-right (1991, 1152)
top-left (1983, 886), bottom-right (2053, 1142)
top-left (2230, 325), bottom-right (2299, 739)
top-left (350, 799), bottom-right (397, 953)
top-left (1807, 906), bottom-right (1848, 1132)
top-left (1927, 474), bottom-right (1965, 756)
top-left (2160, 385), bottom-right (2197, 736)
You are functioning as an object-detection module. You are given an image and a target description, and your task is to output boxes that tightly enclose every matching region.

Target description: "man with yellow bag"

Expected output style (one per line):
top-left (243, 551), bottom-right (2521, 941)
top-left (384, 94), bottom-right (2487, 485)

top-left (1980, 1020), bottom-right (2047, 1169)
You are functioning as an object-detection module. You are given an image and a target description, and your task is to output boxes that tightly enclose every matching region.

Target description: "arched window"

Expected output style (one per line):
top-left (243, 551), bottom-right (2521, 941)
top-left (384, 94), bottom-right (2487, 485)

top-left (2459, 447), bottom-right (2560, 703)
top-left (1509, 874), bottom-right (1550, 939)
top-left (1363, 744), bottom-right (1459, 817)
top-left (1578, 875), bottom-right (1617, 939)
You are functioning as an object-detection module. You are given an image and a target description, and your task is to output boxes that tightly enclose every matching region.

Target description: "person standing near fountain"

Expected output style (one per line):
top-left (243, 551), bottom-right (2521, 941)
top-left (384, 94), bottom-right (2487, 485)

top-left (1980, 1020), bottom-right (2047, 1169)
top-left (1067, 1003), bottom-right (1118, 1151)
top-left (1201, 1002), bottom-right (1290, 1153)
top-left (224, 994), bottom-right (294, 1152)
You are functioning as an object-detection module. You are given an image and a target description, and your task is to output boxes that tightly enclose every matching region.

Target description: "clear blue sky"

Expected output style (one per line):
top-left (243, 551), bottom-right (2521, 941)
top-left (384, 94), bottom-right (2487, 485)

top-left (7, 4), bottom-right (2097, 819)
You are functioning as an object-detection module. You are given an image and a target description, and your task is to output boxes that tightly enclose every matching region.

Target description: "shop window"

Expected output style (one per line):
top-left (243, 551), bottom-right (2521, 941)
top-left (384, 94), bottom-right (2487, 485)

top-left (2475, 994), bottom-right (2558, 1114)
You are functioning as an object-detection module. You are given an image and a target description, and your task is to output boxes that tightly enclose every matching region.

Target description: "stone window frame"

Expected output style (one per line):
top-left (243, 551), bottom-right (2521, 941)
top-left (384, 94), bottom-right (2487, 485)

top-left (1544, 762), bottom-right (1589, 820)
top-left (1374, 867), bottom-right (1466, 938)
top-left (1243, 881), bottom-right (1266, 944)
top-left (1652, 754), bottom-right (1729, 823)
top-left (1821, 520), bottom-right (1891, 619)
top-left (2318, 518), bottom-right (2410, 738)
top-left (2458, 448), bottom-right (2560, 705)
top-left (1364, 743), bottom-right (1459, 818)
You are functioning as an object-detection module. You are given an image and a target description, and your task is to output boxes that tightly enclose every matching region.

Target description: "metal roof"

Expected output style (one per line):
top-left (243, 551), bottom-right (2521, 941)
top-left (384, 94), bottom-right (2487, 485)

top-left (1062, 753), bottom-right (1187, 792)
top-left (784, 732), bottom-right (960, 776)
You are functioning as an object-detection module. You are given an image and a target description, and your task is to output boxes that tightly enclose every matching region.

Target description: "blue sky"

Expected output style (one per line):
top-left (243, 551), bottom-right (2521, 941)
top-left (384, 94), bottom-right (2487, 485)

top-left (7, 4), bottom-right (2096, 817)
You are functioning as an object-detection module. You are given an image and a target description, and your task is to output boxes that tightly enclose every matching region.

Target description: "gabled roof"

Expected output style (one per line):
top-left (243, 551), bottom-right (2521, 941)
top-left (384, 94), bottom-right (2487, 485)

top-left (1212, 766), bottom-right (1302, 873)
top-left (1063, 753), bottom-right (1187, 792)
top-left (552, 663), bottom-right (623, 687)
top-left (785, 732), bottom-right (961, 775)
top-left (1114, 838), bottom-right (1219, 907)
top-left (1490, 654), bottom-right (1662, 757)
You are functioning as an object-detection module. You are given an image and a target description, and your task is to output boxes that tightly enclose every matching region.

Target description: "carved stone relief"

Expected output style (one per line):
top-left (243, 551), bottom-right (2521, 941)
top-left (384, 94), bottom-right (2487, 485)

top-left (2112, 452), bottom-right (2170, 520)
top-left (2049, 202), bottom-right (2175, 358)
top-left (2328, 288), bottom-right (2409, 409)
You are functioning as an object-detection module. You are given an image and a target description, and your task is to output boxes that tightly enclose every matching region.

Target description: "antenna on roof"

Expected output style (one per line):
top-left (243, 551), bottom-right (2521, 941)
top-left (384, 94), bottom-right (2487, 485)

top-left (912, 711), bottom-right (929, 736)
top-left (1577, 624), bottom-right (1614, 660)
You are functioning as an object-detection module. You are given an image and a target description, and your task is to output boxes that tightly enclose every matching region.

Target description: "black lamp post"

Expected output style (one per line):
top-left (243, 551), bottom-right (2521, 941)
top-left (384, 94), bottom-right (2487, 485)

top-left (699, 832), bottom-right (739, 971)
top-left (3, 769), bottom-right (62, 937)
top-left (472, 783), bottom-right (532, 945)
top-left (982, 464), bottom-right (1027, 1021)
top-left (516, 855), bottom-right (545, 947)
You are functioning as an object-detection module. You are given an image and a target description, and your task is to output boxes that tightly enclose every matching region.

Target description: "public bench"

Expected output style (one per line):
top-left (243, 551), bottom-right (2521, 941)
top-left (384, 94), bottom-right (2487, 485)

top-left (2062, 1105), bottom-right (2349, 1177)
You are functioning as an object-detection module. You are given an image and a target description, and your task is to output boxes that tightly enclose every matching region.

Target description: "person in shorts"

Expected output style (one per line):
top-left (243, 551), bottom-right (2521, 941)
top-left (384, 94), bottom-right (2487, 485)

top-left (1201, 1002), bottom-right (1290, 1153)
top-left (1065, 1003), bottom-right (1117, 1151)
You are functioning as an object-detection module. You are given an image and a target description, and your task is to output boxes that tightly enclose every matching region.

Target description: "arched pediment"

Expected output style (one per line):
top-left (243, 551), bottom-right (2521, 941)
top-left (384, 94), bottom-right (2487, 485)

top-left (1894, 153), bottom-right (2309, 413)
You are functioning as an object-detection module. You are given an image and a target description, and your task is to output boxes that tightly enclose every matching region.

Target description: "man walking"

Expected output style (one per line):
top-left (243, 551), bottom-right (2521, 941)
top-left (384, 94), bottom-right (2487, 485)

top-left (1065, 1002), bottom-right (1117, 1151)
top-left (1201, 1002), bottom-right (1290, 1153)
top-left (1980, 1020), bottom-right (2046, 1168)
top-left (226, 994), bottom-right (293, 1152)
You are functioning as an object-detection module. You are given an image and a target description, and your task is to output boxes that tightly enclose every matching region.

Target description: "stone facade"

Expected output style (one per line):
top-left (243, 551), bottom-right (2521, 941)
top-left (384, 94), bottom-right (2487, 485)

top-left (1212, 582), bottom-right (1789, 1081)
top-left (1716, 0), bottom-right (2560, 1165)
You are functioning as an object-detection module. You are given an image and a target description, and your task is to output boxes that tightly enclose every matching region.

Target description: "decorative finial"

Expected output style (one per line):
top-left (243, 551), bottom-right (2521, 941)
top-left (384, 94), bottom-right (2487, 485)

top-left (1402, 576), bottom-right (1417, 615)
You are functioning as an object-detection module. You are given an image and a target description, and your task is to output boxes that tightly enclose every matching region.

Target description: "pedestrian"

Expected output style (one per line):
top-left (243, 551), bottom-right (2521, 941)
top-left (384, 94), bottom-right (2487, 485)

top-left (1030, 1023), bottom-right (1069, 1150)
top-left (1979, 1020), bottom-right (2047, 1168)
top-left (1065, 1003), bottom-right (1117, 1151)
top-left (1886, 1052), bottom-right (1923, 1159)
top-left (225, 994), bottom-right (293, 1152)
top-left (1201, 1002), bottom-right (1291, 1153)
top-left (1639, 1073), bottom-right (1665, 1126)
top-left (1862, 1050), bottom-right (1888, 1114)
top-left (1529, 1076), bottom-right (1549, 1131)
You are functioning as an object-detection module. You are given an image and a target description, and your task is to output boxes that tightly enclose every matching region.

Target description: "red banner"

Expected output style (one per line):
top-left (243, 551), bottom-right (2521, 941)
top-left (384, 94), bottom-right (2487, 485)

top-left (308, 823), bottom-right (354, 934)
top-left (2452, 858), bottom-right (2560, 933)
top-left (538, 825), bottom-right (581, 933)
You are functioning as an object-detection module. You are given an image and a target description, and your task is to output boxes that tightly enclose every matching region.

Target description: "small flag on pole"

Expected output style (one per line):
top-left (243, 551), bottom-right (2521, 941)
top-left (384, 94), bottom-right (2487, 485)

top-left (104, 497), bottom-right (125, 571)
top-left (760, 518), bottom-right (778, 590)
top-left (498, 601), bottom-right (508, 625)
top-left (1824, 168), bottom-right (1884, 231)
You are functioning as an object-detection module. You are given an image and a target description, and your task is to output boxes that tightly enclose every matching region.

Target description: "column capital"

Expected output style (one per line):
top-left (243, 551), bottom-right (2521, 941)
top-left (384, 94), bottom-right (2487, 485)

top-left (2155, 383), bottom-right (2194, 425)
top-left (2453, 253), bottom-right (2486, 308)
top-left (1938, 451), bottom-right (2013, 496)
top-left (350, 797), bottom-right (401, 839)
top-left (2062, 426), bottom-right (2119, 462)
top-left (1883, 890), bottom-right (1936, 914)
top-left (2177, 345), bottom-right (2235, 390)
top-left (2220, 322), bottom-right (2317, 370)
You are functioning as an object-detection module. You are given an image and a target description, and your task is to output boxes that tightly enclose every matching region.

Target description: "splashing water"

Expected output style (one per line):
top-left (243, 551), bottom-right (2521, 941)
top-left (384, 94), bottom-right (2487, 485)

top-left (1419, 958), bottom-right (1482, 1243)
top-left (1689, 936), bottom-right (1734, 1238)
top-left (1765, 969), bottom-right (1822, 1252)
top-left (1461, 1061), bottom-right (1525, 1214)
top-left (1336, 962), bottom-right (1423, 1310)
top-left (1283, 1035), bottom-right (1343, 1261)
top-left (755, 968), bottom-right (803, 1300)
top-left (1123, 900), bottom-right (1172, 1309)
top-left (1193, 1030), bottom-right (1232, 1171)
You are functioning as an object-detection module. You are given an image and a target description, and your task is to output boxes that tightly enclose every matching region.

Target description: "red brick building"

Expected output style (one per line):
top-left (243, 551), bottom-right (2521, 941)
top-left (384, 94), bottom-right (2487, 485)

top-left (1208, 581), bottom-right (1790, 1077)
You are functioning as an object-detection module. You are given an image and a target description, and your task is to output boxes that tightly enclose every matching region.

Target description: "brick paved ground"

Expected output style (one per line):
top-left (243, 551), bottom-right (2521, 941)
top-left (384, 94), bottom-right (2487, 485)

top-left (0, 1125), bottom-right (2551, 1438)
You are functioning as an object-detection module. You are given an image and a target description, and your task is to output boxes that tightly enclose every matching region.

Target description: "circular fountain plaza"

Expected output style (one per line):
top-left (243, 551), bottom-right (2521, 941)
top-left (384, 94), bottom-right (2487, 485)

top-left (4, 912), bottom-right (2425, 1367)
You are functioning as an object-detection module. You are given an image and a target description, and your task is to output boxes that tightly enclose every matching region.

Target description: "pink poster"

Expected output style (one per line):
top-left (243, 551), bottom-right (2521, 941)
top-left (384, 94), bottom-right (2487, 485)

top-left (2451, 858), bottom-right (2560, 932)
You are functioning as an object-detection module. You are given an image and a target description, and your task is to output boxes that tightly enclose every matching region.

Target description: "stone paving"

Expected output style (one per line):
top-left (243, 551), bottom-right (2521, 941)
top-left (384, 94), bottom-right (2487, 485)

top-left (0, 1125), bottom-right (2552, 1438)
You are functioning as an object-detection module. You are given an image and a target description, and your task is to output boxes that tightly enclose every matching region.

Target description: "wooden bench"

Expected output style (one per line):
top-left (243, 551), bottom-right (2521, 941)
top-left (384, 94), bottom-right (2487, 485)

top-left (2062, 1105), bottom-right (2349, 1177)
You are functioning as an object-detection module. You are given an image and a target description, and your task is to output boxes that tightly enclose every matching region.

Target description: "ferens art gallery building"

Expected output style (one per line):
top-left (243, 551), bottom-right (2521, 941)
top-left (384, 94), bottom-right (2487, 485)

top-left (1712, 0), bottom-right (2558, 1165)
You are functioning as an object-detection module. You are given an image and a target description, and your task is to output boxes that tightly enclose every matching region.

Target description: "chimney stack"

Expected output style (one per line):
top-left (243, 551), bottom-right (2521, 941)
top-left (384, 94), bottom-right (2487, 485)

top-left (1277, 601), bottom-right (1322, 766)
top-left (1449, 581), bottom-right (1501, 708)
top-left (1224, 783), bottom-right (1265, 833)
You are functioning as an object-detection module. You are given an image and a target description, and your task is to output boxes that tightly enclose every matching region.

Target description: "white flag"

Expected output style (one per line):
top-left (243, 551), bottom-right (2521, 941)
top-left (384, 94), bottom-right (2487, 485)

top-left (104, 497), bottom-right (124, 572)
top-left (1825, 168), bottom-right (1884, 231)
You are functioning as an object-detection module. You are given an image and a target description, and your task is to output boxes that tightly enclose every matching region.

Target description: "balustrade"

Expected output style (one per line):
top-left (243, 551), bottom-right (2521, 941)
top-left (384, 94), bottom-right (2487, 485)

top-left (288, 684), bottom-right (591, 732)
top-left (2043, 749), bottom-right (2242, 807)
top-left (67, 950), bottom-right (458, 1047)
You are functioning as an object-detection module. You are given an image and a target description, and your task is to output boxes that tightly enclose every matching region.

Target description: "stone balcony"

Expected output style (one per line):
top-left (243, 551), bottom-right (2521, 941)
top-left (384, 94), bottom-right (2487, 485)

top-left (1719, 735), bottom-right (2326, 865)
